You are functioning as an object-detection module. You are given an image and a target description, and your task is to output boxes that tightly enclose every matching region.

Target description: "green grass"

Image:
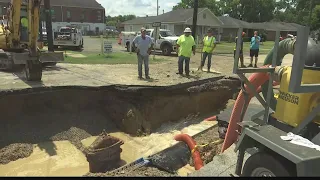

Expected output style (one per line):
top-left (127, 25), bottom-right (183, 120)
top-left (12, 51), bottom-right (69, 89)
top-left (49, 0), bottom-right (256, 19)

top-left (63, 52), bottom-right (166, 65)
top-left (196, 41), bottom-right (275, 54)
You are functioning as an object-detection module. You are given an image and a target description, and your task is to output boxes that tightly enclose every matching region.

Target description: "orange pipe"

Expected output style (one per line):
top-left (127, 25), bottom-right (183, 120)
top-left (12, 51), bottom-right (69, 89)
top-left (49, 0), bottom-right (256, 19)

top-left (174, 134), bottom-right (204, 170)
top-left (221, 66), bottom-right (270, 153)
top-left (204, 116), bottom-right (217, 121)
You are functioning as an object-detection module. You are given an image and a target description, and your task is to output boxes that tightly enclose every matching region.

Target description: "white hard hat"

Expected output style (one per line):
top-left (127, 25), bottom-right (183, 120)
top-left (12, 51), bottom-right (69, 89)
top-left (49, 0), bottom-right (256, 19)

top-left (184, 27), bottom-right (192, 33)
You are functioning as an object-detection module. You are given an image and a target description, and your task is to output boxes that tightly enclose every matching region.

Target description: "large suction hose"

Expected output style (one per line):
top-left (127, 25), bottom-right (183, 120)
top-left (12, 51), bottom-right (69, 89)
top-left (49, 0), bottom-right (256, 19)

top-left (174, 134), bottom-right (204, 170)
top-left (261, 38), bottom-right (296, 110)
top-left (221, 69), bottom-right (270, 152)
top-left (222, 37), bottom-right (320, 152)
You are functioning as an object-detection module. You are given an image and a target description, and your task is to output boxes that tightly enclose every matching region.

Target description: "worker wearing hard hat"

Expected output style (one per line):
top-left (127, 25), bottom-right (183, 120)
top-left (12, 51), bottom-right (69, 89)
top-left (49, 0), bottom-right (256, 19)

top-left (200, 28), bottom-right (217, 72)
top-left (234, 32), bottom-right (246, 68)
top-left (20, 16), bottom-right (28, 42)
top-left (176, 27), bottom-right (196, 77)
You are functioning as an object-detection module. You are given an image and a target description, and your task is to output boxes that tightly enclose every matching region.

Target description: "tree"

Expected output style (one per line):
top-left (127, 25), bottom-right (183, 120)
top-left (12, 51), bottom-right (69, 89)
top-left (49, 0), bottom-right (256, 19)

top-left (173, 0), bottom-right (223, 16)
top-left (105, 15), bottom-right (136, 27)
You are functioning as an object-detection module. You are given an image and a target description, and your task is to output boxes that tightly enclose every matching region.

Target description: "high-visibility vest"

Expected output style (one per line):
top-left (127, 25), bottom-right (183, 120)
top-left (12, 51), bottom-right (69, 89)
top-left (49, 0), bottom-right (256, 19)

top-left (202, 36), bottom-right (215, 53)
top-left (21, 17), bottom-right (28, 28)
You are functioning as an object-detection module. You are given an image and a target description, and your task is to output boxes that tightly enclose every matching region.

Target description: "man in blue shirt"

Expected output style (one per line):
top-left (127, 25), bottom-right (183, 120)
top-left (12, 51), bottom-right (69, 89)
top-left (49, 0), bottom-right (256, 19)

top-left (133, 27), bottom-right (154, 80)
top-left (249, 31), bottom-right (261, 68)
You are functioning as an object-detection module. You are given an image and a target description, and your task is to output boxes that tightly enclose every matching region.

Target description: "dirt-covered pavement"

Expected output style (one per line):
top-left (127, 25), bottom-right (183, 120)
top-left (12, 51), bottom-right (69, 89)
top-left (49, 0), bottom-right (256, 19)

top-left (0, 53), bottom-right (293, 91)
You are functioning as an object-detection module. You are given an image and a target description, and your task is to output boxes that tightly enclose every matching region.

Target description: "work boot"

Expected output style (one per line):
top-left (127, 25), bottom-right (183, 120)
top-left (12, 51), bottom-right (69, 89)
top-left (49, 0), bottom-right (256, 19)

top-left (138, 76), bottom-right (143, 80)
top-left (146, 76), bottom-right (151, 80)
top-left (240, 64), bottom-right (246, 68)
top-left (207, 68), bottom-right (211, 73)
top-left (254, 64), bottom-right (258, 68)
top-left (248, 64), bottom-right (253, 67)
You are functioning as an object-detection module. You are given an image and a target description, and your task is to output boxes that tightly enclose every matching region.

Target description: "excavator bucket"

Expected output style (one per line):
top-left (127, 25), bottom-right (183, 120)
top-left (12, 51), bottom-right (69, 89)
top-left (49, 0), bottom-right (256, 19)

top-left (39, 51), bottom-right (64, 63)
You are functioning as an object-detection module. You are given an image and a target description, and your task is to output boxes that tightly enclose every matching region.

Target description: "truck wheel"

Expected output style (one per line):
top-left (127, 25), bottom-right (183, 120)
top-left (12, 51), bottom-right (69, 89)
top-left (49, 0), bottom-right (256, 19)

top-left (25, 60), bottom-right (42, 81)
top-left (162, 45), bottom-right (172, 56)
top-left (242, 152), bottom-right (295, 177)
top-left (81, 39), bottom-right (84, 48)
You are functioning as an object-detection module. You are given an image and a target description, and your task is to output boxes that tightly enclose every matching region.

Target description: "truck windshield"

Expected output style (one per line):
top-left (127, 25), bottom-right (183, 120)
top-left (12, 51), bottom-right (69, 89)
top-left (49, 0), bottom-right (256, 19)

top-left (160, 31), bottom-right (175, 37)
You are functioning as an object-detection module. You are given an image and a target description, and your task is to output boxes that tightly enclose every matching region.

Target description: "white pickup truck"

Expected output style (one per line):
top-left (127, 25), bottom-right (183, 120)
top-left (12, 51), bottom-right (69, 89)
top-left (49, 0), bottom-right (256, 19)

top-left (53, 27), bottom-right (84, 50)
top-left (119, 29), bottom-right (179, 56)
top-left (146, 29), bottom-right (179, 56)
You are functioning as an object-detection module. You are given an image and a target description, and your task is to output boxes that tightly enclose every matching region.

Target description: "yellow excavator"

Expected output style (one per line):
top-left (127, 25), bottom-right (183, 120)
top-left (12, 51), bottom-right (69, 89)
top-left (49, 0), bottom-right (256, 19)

top-left (0, 0), bottom-right (63, 81)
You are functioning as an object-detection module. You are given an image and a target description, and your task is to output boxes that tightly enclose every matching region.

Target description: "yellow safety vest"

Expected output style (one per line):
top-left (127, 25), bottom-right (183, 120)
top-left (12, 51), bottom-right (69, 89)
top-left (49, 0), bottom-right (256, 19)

top-left (202, 36), bottom-right (215, 53)
top-left (21, 18), bottom-right (28, 28)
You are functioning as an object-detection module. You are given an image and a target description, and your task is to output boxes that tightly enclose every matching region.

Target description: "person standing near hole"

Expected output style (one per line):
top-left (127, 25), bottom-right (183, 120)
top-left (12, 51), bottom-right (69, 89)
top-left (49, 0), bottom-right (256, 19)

top-left (199, 28), bottom-right (217, 72)
top-left (133, 27), bottom-right (153, 80)
top-left (249, 31), bottom-right (261, 68)
top-left (20, 16), bottom-right (28, 42)
top-left (176, 27), bottom-right (196, 77)
top-left (234, 32), bottom-right (246, 68)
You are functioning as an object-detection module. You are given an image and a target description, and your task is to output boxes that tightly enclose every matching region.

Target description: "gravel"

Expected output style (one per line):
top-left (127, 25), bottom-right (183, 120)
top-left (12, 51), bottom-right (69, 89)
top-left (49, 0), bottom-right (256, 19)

top-left (50, 127), bottom-right (92, 153)
top-left (85, 166), bottom-right (177, 177)
top-left (0, 127), bottom-right (93, 165)
top-left (0, 143), bottom-right (34, 165)
top-left (190, 127), bottom-right (222, 166)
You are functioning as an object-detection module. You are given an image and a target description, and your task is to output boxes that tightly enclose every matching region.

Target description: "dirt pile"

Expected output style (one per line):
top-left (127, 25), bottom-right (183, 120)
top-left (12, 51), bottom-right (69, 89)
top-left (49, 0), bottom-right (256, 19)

top-left (50, 127), bottom-right (92, 152)
top-left (0, 143), bottom-right (33, 164)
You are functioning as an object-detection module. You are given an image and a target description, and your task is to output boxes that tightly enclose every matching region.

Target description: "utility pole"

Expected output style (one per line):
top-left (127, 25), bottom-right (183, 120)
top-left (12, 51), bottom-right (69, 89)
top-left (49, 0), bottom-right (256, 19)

top-left (308, 0), bottom-right (314, 28)
top-left (44, 0), bottom-right (54, 52)
top-left (157, 0), bottom-right (159, 16)
top-left (192, 0), bottom-right (198, 38)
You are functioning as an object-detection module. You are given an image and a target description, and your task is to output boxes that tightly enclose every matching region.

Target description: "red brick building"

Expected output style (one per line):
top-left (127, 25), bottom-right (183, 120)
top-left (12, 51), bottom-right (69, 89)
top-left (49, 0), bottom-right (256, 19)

top-left (0, 0), bottom-right (106, 35)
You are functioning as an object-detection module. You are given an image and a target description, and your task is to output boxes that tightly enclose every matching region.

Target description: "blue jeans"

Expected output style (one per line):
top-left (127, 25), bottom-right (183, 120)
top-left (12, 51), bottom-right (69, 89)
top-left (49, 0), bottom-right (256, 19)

top-left (201, 52), bottom-right (212, 69)
top-left (178, 56), bottom-right (190, 75)
top-left (137, 54), bottom-right (149, 77)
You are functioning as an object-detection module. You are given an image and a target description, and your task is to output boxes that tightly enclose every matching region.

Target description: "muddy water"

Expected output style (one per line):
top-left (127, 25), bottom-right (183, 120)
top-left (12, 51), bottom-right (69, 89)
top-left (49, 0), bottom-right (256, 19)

top-left (0, 141), bottom-right (88, 177)
top-left (0, 119), bottom-right (217, 177)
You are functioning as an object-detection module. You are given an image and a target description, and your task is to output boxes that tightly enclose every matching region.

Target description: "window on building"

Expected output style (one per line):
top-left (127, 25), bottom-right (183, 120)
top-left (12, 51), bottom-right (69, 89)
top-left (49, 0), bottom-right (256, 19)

top-left (145, 24), bottom-right (149, 29)
top-left (51, 9), bottom-right (56, 21)
top-left (129, 25), bottom-right (133, 31)
top-left (203, 13), bottom-right (206, 19)
top-left (160, 24), bottom-right (168, 30)
top-left (0, 6), bottom-right (2, 15)
top-left (66, 10), bottom-right (71, 19)
top-left (97, 11), bottom-right (102, 21)
top-left (80, 11), bottom-right (85, 21)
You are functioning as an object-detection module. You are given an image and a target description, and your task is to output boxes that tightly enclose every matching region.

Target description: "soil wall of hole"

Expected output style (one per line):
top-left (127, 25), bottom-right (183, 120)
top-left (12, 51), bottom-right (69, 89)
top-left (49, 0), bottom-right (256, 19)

top-left (0, 76), bottom-right (240, 148)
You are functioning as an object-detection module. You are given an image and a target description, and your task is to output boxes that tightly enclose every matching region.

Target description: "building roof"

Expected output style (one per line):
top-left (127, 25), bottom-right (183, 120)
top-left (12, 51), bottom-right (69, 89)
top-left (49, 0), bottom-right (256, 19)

top-left (218, 16), bottom-right (252, 29)
top-left (0, 0), bottom-right (104, 9)
top-left (251, 22), bottom-right (304, 31)
top-left (123, 8), bottom-right (208, 24)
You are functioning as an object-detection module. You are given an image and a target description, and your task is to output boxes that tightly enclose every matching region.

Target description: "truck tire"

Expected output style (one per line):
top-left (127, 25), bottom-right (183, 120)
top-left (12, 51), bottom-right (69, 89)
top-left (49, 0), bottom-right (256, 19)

top-left (25, 60), bottom-right (42, 81)
top-left (242, 152), bottom-right (295, 177)
top-left (162, 44), bottom-right (172, 56)
top-left (81, 39), bottom-right (84, 48)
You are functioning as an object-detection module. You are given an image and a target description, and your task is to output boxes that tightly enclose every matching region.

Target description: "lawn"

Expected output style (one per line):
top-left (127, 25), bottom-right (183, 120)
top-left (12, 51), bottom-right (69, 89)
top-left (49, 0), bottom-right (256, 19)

top-left (63, 52), bottom-right (166, 65)
top-left (196, 41), bottom-right (275, 54)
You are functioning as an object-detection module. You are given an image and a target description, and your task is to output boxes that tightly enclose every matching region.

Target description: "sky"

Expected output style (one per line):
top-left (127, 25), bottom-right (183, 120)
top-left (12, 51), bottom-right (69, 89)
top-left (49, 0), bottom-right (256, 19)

top-left (96, 0), bottom-right (181, 17)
